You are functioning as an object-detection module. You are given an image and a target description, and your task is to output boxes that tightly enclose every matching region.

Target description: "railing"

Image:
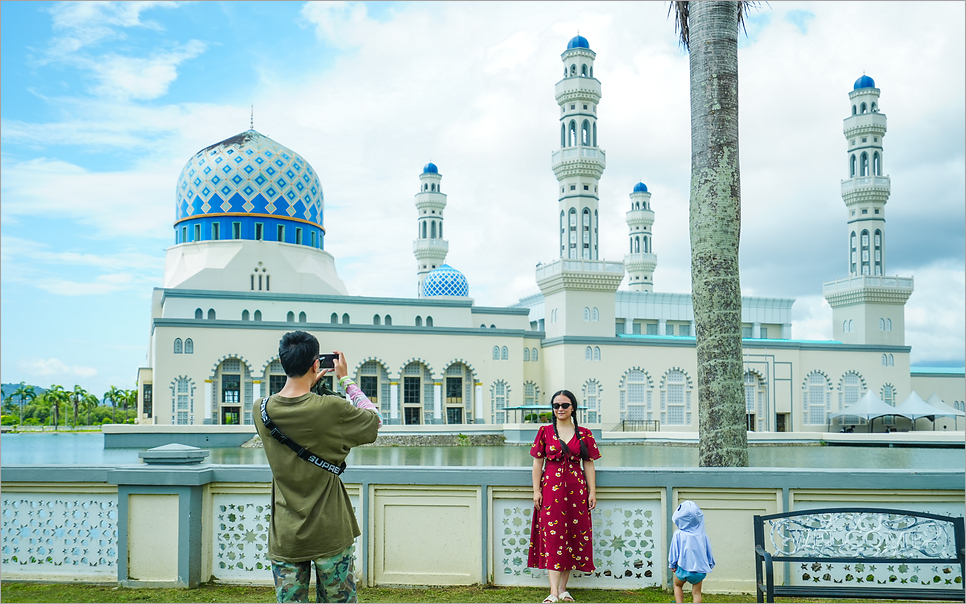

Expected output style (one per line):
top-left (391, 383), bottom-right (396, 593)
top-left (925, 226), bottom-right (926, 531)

top-left (612, 419), bottom-right (661, 432)
top-left (823, 274), bottom-right (914, 294)
top-left (841, 175), bottom-right (890, 194)
top-left (412, 239), bottom-right (449, 253)
top-left (2, 463), bottom-right (962, 591)
top-left (551, 147), bottom-right (606, 166)
top-left (535, 258), bottom-right (624, 280)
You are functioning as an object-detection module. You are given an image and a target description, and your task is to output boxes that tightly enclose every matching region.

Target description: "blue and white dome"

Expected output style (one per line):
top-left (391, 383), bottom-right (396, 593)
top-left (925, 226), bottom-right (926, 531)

top-left (853, 75), bottom-right (876, 90)
top-left (633, 182), bottom-right (649, 193)
top-left (422, 264), bottom-right (469, 297)
top-left (175, 130), bottom-right (325, 247)
top-left (567, 35), bottom-right (590, 50)
top-left (422, 162), bottom-right (439, 174)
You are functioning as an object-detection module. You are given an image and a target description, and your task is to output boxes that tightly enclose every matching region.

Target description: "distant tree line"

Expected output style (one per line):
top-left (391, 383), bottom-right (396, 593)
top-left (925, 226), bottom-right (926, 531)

top-left (1, 382), bottom-right (137, 428)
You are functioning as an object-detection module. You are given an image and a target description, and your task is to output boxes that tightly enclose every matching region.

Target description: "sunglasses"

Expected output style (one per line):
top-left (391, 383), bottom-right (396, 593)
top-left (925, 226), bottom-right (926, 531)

top-left (551, 402), bottom-right (572, 410)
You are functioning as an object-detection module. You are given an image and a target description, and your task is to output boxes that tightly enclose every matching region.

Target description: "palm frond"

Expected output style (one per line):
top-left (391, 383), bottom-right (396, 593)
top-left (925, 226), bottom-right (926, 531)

top-left (669, 1), bottom-right (764, 50)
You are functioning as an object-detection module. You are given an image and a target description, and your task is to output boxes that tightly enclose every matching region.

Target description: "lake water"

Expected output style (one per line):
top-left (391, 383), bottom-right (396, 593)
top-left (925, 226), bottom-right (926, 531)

top-left (1, 432), bottom-right (963, 469)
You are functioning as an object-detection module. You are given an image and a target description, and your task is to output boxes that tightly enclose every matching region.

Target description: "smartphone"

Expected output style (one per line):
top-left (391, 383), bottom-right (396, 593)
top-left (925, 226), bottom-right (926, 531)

top-left (318, 353), bottom-right (339, 369)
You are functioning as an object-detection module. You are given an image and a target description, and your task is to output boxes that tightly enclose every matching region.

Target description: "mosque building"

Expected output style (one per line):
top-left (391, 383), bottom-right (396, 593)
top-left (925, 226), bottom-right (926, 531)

top-left (136, 36), bottom-right (964, 433)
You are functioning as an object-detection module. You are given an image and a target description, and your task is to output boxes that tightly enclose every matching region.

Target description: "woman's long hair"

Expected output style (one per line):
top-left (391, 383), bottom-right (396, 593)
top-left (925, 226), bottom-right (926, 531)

top-left (550, 389), bottom-right (590, 460)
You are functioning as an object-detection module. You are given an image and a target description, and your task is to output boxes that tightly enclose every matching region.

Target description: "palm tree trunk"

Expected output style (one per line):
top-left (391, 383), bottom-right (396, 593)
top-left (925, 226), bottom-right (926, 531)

top-left (688, 1), bottom-right (749, 467)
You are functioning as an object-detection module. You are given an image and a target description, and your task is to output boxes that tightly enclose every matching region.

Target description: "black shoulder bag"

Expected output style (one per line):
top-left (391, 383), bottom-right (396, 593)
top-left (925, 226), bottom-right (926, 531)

top-left (259, 397), bottom-right (346, 476)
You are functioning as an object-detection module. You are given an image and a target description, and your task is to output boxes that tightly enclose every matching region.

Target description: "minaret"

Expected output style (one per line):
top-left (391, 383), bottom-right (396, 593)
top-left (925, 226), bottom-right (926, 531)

top-left (624, 182), bottom-right (657, 291)
top-left (823, 76), bottom-right (912, 346)
top-left (413, 162), bottom-right (448, 296)
top-left (552, 34), bottom-right (606, 260)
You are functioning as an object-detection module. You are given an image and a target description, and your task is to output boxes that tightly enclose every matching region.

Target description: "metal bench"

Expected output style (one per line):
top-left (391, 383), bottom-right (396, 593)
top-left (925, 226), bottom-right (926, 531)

top-left (754, 507), bottom-right (964, 602)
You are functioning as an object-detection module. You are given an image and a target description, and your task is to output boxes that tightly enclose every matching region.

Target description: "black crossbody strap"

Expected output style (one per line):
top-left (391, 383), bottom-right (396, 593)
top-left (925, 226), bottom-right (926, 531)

top-left (260, 397), bottom-right (346, 476)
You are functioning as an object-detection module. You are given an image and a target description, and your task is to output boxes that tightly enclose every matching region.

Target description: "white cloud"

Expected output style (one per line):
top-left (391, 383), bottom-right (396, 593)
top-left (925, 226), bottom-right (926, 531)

top-left (46, 1), bottom-right (178, 56)
top-left (84, 40), bottom-right (207, 101)
top-left (299, 1), bottom-right (370, 49)
top-left (18, 357), bottom-right (98, 380)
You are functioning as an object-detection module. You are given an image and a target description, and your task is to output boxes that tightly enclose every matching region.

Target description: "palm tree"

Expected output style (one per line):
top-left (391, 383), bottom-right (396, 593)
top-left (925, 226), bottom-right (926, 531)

top-left (83, 393), bottom-right (100, 426)
top-left (46, 385), bottom-right (68, 430)
top-left (105, 386), bottom-right (123, 423)
top-left (70, 385), bottom-right (88, 429)
top-left (671, 1), bottom-right (755, 467)
top-left (6, 382), bottom-right (37, 426)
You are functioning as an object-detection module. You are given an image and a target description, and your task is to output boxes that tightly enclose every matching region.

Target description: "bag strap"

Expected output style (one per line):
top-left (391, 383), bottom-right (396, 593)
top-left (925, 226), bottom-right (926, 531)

top-left (260, 397), bottom-right (346, 476)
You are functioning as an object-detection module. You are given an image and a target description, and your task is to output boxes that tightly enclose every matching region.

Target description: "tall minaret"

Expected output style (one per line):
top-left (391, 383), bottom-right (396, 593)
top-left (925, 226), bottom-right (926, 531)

top-left (413, 162), bottom-right (448, 296)
top-left (552, 34), bottom-right (606, 260)
top-left (624, 182), bottom-right (657, 291)
top-left (824, 76), bottom-right (912, 346)
top-left (843, 75), bottom-right (889, 277)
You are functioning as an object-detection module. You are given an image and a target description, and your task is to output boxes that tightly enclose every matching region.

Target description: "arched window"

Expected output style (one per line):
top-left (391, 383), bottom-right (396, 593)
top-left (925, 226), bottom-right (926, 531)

top-left (581, 120), bottom-right (589, 145)
top-left (871, 102), bottom-right (877, 112)
top-left (879, 318), bottom-right (885, 331)
top-left (492, 346), bottom-right (500, 360)
top-left (524, 348), bottom-right (530, 362)
top-left (634, 236), bottom-right (640, 253)
top-left (850, 154), bottom-right (856, 177)
top-left (644, 237), bottom-right (649, 253)
top-left (584, 380), bottom-right (599, 423)
top-left (570, 64), bottom-right (576, 76)
top-left (882, 384), bottom-right (894, 406)
top-left (621, 369), bottom-right (650, 422)
top-left (385, 315), bottom-right (392, 326)
top-left (583, 307), bottom-right (590, 321)
top-left (850, 231), bottom-right (857, 273)
top-left (415, 316), bottom-right (422, 327)
top-left (287, 311), bottom-right (295, 322)
top-left (860, 102), bottom-right (867, 114)
top-left (531, 348), bottom-right (538, 361)
top-left (174, 338), bottom-right (183, 354)
top-left (439, 223), bottom-right (442, 238)
top-left (195, 308), bottom-right (203, 320)
top-left (882, 354), bottom-right (888, 366)
top-left (342, 313), bottom-right (350, 324)
top-left (491, 380), bottom-right (508, 424)
top-left (852, 105), bottom-right (857, 115)
top-left (844, 320), bottom-right (850, 333)
top-left (592, 122), bottom-right (597, 146)
top-left (886, 318), bottom-right (891, 331)
top-left (184, 338), bottom-right (193, 354)
top-left (591, 308), bottom-right (599, 322)
top-left (242, 310), bottom-right (250, 321)
top-left (561, 124), bottom-right (566, 147)
top-left (860, 152), bottom-right (869, 177)
top-left (888, 354), bottom-right (894, 366)
top-left (593, 346), bottom-right (601, 361)
top-left (207, 309), bottom-right (216, 320)
top-left (589, 66), bottom-right (593, 78)
top-left (422, 221), bottom-right (427, 239)
top-left (849, 319), bottom-right (854, 332)
top-left (805, 373), bottom-right (829, 425)
top-left (585, 346), bottom-right (592, 361)
top-left (568, 120), bottom-right (577, 147)
top-left (299, 311), bottom-right (307, 323)
top-left (373, 314), bottom-right (381, 325)
top-left (840, 373), bottom-right (862, 412)
top-left (568, 208), bottom-right (577, 259)
top-left (431, 183), bottom-right (436, 192)
top-left (581, 207), bottom-right (591, 259)
top-left (860, 230), bottom-right (870, 275)
top-left (873, 152), bottom-right (880, 176)
top-left (874, 229), bottom-right (882, 275)
top-left (254, 310), bottom-right (261, 321)
top-left (431, 221), bottom-right (436, 239)
top-left (663, 370), bottom-right (689, 426)
top-left (581, 64), bottom-right (587, 76)
top-left (501, 346), bottom-right (508, 360)
top-left (744, 372), bottom-right (765, 431)
top-left (426, 316), bottom-right (433, 327)
top-left (330, 312), bottom-right (338, 324)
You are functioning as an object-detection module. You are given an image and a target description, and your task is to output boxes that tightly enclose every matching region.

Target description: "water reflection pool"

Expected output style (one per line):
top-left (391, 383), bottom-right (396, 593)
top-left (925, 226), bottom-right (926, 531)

top-left (1, 432), bottom-right (962, 469)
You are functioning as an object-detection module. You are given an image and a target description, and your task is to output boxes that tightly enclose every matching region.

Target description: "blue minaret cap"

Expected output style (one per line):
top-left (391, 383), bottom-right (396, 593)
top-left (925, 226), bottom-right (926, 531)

top-left (853, 75), bottom-right (876, 90)
top-left (422, 162), bottom-right (439, 174)
top-left (633, 182), bottom-right (648, 193)
top-left (567, 35), bottom-right (590, 50)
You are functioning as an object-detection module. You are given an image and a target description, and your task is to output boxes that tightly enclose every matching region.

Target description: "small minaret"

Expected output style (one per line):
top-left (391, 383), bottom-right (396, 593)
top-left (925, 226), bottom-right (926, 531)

top-left (824, 76), bottom-right (912, 346)
top-left (624, 182), bottom-right (657, 291)
top-left (413, 162), bottom-right (448, 296)
top-left (552, 34), bottom-right (606, 260)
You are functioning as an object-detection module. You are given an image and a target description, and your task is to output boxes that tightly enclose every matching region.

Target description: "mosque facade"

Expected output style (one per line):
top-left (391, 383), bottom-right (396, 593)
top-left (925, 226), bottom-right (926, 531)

top-left (136, 36), bottom-right (964, 432)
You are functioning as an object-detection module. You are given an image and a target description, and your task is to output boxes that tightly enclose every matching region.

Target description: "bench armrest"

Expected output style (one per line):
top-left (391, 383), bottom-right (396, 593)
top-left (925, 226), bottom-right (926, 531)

top-left (755, 546), bottom-right (775, 603)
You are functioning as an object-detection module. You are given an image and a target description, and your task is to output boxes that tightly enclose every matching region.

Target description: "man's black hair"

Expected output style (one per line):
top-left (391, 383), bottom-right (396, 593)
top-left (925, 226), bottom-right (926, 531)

top-left (278, 331), bottom-right (320, 377)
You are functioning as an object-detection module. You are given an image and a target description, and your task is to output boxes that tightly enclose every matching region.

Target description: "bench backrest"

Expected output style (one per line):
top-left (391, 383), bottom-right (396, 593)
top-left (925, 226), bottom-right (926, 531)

top-left (754, 507), bottom-right (965, 565)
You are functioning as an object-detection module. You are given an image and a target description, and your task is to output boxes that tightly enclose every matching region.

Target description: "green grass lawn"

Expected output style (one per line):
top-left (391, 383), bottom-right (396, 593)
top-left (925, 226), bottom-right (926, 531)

top-left (0, 582), bottom-right (895, 603)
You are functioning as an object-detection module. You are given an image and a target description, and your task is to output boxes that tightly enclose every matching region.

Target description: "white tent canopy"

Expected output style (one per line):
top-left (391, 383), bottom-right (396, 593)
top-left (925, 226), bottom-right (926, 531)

top-left (828, 390), bottom-right (906, 421)
top-left (925, 393), bottom-right (965, 417)
top-left (895, 391), bottom-right (957, 420)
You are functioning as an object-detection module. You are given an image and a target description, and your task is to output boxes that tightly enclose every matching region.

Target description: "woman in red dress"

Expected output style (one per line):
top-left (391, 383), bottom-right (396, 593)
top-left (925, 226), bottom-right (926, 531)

top-left (528, 390), bottom-right (601, 603)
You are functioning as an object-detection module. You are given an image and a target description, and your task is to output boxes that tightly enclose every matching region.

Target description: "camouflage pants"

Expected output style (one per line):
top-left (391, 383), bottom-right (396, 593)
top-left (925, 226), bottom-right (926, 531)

top-left (271, 544), bottom-right (356, 603)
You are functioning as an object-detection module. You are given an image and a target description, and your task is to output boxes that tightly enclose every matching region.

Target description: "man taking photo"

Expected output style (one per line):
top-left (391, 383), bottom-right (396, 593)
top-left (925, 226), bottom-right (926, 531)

top-left (256, 330), bottom-right (382, 603)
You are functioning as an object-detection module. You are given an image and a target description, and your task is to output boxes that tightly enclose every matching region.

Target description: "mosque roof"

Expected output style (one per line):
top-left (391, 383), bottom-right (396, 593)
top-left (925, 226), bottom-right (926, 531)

top-left (423, 162), bottom-right (439, 174)
top-left (422, 264), bottom-right (469, 297)
top-left (633, 182), bottom-right (648, 193)
top-left (853, 75), bottom-right (876, 90)
top-left (175, 129), bottom-right (323, 227)
top-left (567, 35), bottom-right (590, 50)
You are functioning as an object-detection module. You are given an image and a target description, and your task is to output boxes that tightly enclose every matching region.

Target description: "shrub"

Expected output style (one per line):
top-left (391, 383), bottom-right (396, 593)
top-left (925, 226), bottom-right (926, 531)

top-left (1, 415), bottom-right (18, 426)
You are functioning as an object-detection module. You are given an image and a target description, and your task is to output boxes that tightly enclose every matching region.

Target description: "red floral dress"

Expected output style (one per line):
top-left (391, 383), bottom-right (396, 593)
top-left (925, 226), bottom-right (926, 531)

top-left (527, 424), bottom-right (601, 572)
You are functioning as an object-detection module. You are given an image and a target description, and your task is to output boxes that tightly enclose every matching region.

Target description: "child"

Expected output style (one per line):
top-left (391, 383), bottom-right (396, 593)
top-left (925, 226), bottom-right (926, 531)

top-left (667, 500), bottom-right (714, 603)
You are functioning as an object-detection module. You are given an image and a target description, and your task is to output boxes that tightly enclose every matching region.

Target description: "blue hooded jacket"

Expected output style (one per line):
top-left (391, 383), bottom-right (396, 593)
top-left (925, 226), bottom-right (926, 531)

top-left (667, 500), bottom-right (715, 574)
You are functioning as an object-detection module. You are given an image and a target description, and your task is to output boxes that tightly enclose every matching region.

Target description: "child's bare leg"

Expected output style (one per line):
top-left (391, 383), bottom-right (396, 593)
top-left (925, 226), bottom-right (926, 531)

top-left (672, 575), bottom-right (685, 604)
top-left (691, 579), bottom-right (703, 603)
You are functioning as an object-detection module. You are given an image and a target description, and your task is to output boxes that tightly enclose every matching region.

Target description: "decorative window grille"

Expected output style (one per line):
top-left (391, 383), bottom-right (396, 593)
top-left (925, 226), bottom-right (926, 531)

top-left (501, 346), bottom-right (508, 360)
top-left (646, 323), bottom-right (658, 335)
top-left (174, 338), bottom-right (183, 354)
top-left (665, 371), bottom-right (685, 425)
top-left (593, 346), bottom-right (601, 361)
top-left (585, 346), bottom-right (592, 361)
top-left (492, 381), bottom-right (507, 424)
top-left (531, 348), bottom-right (538, 361)
top-left (806, 373), bottom-right (828, 425)
top-left (584, 381), bottom-right (599, 423)
top-left (623, 370), bottom-right (647, 422)
top-left (591, 308), bottom-right (599, 322)
top-left (523, 348), bottom-right (530, 361)
top-left (524, 382), bottom-right (536, 407)
top-left (493, 346), bottom-right (500, 360)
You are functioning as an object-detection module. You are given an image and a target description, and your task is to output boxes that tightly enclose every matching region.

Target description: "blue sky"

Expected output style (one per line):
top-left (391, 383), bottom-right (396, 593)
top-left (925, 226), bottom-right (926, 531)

top-left (2, 1), bottom-right (964, 398)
